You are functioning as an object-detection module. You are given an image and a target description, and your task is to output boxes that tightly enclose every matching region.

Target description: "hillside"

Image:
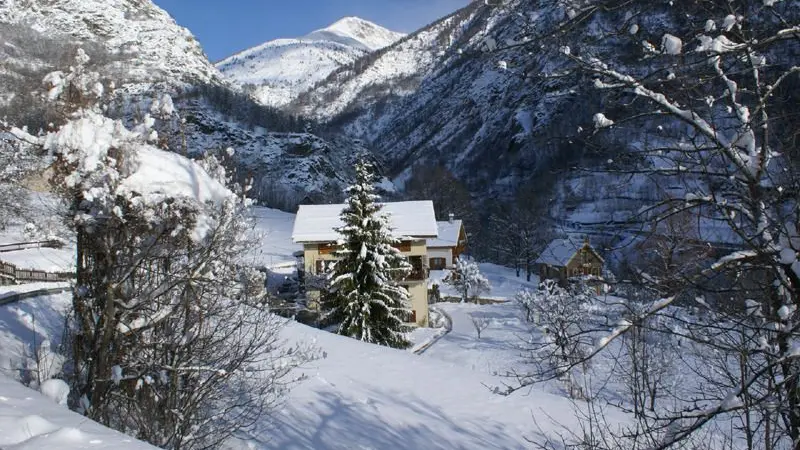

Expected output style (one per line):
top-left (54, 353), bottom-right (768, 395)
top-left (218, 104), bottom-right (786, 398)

top-left (288, 0), bottom-right (798, 262)
top-left (0, 0), bottom-right (219, 84)
top-left (217, 17), bottom-right (404, 107)
top-left (0, 1), bottom-right (377, 211)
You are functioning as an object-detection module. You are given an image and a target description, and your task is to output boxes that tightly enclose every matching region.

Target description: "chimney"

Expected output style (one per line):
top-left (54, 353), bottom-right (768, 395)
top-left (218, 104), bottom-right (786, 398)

top-left (448, 213), bottom-right (454, 224)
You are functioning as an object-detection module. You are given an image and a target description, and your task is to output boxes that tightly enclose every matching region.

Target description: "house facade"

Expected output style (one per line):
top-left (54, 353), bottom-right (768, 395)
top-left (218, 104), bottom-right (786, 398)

top-left (536, 237), bottom-right (604, 285)
top-left (292, 201), bottom-right (438, 327)
top-left (425, 214), bottom-right (467, 270)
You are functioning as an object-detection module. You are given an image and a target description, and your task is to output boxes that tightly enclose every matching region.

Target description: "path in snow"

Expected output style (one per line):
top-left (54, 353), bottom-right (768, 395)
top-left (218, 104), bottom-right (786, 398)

top-left (420, 302), bottom-right (529, 377)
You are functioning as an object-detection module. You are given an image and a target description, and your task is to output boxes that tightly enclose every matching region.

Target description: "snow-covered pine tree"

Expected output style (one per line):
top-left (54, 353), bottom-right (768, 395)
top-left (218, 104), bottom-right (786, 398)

top-left (325, 160), bottom-right (413, 349)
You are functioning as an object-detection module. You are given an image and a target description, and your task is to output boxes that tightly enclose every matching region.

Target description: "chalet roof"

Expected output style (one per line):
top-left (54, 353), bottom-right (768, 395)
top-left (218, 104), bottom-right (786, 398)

top-left (292, 200), bottom-right (438, 243)
top-left (427, 219), bottom-right (463, 248)
top-left (535, 237), bottom-right (603, 267)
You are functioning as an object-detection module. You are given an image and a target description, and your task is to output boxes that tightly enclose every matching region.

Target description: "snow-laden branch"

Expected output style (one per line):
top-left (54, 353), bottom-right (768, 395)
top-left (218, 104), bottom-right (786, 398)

top-left (710, 249), bottom-right (759, 270)
top-left (580, 56), bottom-right (756, 180)
top-left (117, 306), bottom-right (174, 334)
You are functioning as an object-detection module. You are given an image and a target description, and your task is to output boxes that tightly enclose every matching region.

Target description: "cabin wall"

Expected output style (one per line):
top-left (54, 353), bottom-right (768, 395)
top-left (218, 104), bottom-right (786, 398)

top-left (301, 239), bottom-right (430, 327)
top-left (428, 247), bottom-right (452, 269)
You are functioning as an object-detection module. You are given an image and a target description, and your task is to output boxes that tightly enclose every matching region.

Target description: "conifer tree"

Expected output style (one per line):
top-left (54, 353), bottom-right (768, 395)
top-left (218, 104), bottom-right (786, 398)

top-left (326, 160), bottom-right (413, 348)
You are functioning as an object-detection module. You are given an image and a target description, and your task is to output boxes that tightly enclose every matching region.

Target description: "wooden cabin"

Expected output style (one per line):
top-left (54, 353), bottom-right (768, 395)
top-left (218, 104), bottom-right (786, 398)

top-left (536, 237), bottom-right (604, 285)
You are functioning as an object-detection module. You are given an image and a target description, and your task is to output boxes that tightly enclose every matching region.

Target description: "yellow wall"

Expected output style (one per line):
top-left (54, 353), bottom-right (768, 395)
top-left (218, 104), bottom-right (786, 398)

top-left (302, 239), bottom-right (430, 327)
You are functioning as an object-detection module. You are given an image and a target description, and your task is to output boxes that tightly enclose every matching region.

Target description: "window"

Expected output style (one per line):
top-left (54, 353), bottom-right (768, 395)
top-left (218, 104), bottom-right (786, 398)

top-left (407, 256), bottom-right (425, 281)
top-left (429, 257), bottom-right (446, 270)
top-left (394, 241), bottom-right (412, 252)
top-left (410, 310), bottom-right (417, 323)
top-left (315, 260), bottom-right (336, 274)
top-left (318, 243), bottom-right (337, 255)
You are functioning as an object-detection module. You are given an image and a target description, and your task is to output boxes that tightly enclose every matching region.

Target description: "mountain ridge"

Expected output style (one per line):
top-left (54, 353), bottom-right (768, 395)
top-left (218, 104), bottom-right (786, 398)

top-left (216, 16), bottom-right (404, 107)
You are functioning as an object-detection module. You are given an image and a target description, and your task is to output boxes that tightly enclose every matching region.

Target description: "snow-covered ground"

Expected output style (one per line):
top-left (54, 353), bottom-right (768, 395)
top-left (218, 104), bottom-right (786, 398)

top-left (0, 373), bottom-right (157, 449)
top-left (236, 261), bottom-right (587, 449)
top-left (0, 281), bottom-right (70, 298)
top-left (420, 302), bottom-right (528, 375)
top-left (0, 247), bottom-right (74, 272)
top-left (0, 291), bottom-right (157, 449)
top-left (0, 292), bottom-right (70, 383)
top-left (0, 200), bottom-right (589, 449)
top-left (248, 319), bottom-right (588, 450)
top-left (0, 193), bottom-right (75, 272)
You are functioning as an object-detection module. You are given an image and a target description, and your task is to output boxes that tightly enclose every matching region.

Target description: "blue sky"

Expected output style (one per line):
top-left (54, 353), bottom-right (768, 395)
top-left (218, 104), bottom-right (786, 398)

top-left (152, 0), bottom-right (470, 62)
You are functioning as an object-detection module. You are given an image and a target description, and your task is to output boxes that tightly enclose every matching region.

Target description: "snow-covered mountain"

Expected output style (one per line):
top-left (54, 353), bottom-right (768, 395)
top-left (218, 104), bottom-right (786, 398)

top-left (0, 0), bottom-right (220, 84)
top-left (288, 0), bottom-right (798, 260)
top-left (0, 1), bottom-right (378, 210)
top-left (217, 17), bottom-right (404, 107)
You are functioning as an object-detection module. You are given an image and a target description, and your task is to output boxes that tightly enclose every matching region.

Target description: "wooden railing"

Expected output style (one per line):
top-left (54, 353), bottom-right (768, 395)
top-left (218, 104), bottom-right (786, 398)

top-left (0, 240), bottom-right (65, 253)
top-left (0, 260), bottom-right (74, 286)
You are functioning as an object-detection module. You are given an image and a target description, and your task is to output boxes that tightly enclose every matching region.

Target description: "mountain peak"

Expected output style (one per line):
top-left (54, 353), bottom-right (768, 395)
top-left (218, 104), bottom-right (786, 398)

top-left (307, 16), bottom-right (405, 51)
top-left (216, 16), bottom-right (403, 108)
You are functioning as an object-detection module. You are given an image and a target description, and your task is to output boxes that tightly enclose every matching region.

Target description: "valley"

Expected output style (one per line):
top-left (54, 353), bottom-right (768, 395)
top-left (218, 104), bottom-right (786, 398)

top-left (0, 0), bottom-right (797, 449)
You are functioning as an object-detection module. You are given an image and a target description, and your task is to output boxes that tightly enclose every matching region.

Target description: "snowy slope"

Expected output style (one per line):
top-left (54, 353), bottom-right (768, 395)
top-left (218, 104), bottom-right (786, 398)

top-left (248, 319), bottom-right (591, 449)
top-left (246, 206), bottom-right (302, 268)
top-left (0, 0), bottom-right (219, 84)
top-left (289, 0), bottom-right (789, 258)
top-left (217, 17), bottom-right (404, 107)
top-left (0, 374), bottom-right (158, 449)
top-left (289, 7), bottom-right (481, 121)
top-left (0, 292), bottom-right (157, 449)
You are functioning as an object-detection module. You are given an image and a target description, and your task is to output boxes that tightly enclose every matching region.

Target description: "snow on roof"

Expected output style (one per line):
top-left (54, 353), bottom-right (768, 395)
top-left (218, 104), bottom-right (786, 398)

top-left (535, 237), bottom-right (597, 267)
top-left (426, 220), bottom-right (463, 248)
top-left (292, 201), bottom-right (437, 243)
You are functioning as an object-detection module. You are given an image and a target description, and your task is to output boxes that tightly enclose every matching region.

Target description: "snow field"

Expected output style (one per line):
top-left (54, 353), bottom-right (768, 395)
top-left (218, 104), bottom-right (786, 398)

top-left (0, 292), bottom-right (156, 449)
top-left (0, 374), bottom-right (157, 449)
top-left (253, 319), bottom-right (584, 450)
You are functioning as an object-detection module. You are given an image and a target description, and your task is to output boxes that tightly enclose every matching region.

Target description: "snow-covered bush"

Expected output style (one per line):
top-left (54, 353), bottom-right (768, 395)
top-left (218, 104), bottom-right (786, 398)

top-left (323, 160), bottom-right (414, 349)
top-left (444, 258), bottom-right (490, 303)
top-left (10, 49), bottom-right (310, 449)
top-left (515, 280), bottom-right (594, 397)
top-left (40, 379), bottom-right (70, 406)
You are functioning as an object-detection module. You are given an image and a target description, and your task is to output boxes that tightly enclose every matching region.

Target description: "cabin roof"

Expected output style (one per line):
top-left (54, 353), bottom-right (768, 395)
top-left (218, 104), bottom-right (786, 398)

top-left (535, 237), bottom-right (603, 267)
top-left (292, 201), bottom-right (438, 243)
top-left (426, 220), bottom-right (463, 248)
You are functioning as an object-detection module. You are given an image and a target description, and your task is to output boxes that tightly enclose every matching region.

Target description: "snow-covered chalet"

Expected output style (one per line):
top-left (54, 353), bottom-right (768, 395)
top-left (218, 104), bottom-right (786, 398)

top-left (425, 214), bottom-right (467, 270)
top-left (291, 201), bottom-right (438, 327)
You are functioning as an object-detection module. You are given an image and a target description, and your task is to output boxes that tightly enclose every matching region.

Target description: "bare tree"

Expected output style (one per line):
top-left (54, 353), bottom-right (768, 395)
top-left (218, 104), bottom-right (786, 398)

top-left (514, 280), bottom-right (595, 399)
top-left (471, 314), bottom-right (490, 339)
top-left (7, 49), bottom-right (311, 449)
top-left (497, 0), bottom-right (800, 447)
top-left (444, 258), bottom-right (491, 303)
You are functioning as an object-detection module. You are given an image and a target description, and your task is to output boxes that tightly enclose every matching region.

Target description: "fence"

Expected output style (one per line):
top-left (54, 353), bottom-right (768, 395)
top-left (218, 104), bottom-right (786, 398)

top-left (0, 240), bottom-right (65, 253)
top-left (0, 260), bottom-right (73, 286)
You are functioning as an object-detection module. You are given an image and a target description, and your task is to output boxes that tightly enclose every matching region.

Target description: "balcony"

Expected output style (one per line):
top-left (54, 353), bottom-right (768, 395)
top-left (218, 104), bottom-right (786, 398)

top-left (404, 256), bottom-right (427, 282)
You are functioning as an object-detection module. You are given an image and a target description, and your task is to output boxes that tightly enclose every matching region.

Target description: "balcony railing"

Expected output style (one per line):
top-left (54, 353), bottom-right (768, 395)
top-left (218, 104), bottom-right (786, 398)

top-left (404, 256), bottom-right (427, 281)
